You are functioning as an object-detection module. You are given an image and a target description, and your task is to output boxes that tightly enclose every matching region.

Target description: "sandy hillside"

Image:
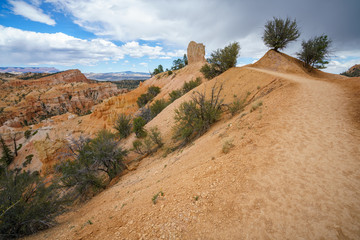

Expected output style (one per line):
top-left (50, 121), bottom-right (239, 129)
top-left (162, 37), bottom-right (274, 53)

top-left (26, 51), bottom-right (360, 240)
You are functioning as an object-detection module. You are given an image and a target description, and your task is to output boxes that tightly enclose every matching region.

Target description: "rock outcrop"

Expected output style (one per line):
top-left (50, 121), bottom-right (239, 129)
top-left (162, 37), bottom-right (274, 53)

top-left (0, 70), bottom-right (125, 127)
top-left (187, 41), bottom-right (206, 65)
top-left (341, 64), bottom-right (360, 77)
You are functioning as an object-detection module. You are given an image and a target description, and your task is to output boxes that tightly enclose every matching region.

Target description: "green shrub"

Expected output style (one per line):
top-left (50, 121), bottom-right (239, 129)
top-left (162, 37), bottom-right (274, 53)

top-left (182, 77), bottom-right (202, 93)
top-left (56, 130), bottom-right (127, 199)
top-left (149, 127), bottom-right (163, 148)
top-left (222, 140), bottom-right (235, 154)
top-left (131, 127), bottom-right (163, 155)
top-left (262, 17), bottom-right (300, 51)
top-left (167, 70), bottom-right (173, 76)
top-left (114, 113), bottom-right (132, 139)
top-left (24, 130), bottom-right (32, 139)
top-left (22, 154), bottom-right (33, 168)
top-left (150, 99), bottom-right (168, 119)
top-left (229, 97), bottom-right (246, 116)
top-left (0, 136), bottom-right (13, 166)
top-left (132, 140), bottom-right (144, 155)
top-left (0, 169), bottom-right (65, 238)
top-left (136, 93), bottom-right (152, 108)
top-left (169, 90), bottom-right (183, 103)
top-left (139, 107), bottom-right (151, 123)
top-left (136, 86), bottom-right (161, 108)
top-left (147, 86), bottom-right (161, 98)
top-left (152, 65), bottom-right (164, 75)
top-left (200, 42), bottom-right (240, 79)
top-left (133, 117), bottom-right (147, 138)
top-left (173, 84), bottom-right (223, 144)
top-left (171, 54), bottom-right (188, 70)
top-left (296, 35), bottom-right (332, 69)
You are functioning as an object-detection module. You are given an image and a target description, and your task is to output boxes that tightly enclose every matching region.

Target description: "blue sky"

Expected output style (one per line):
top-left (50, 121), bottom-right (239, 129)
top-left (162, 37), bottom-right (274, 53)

top-left (0, 0), bottom-right (359, 74)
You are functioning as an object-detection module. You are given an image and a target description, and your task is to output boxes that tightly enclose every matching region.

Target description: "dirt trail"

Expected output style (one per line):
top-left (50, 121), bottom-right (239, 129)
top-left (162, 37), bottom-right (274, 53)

top-left (240, 67), bottom-right (360, 239)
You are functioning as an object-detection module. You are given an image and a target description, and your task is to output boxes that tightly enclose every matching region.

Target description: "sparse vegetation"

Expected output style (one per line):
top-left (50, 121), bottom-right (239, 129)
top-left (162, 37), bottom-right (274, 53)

top-left (173, 84), bottom-right (223, 144)
top-left (131, 127), bottom-right (163, 155)
top-left (133, 117), bottom-right (147, 138)
top-left (148, 127), bottom-right (163, 148)
top-left (152, 191), bottom-right (164, 204)
top-left (262, 17), bottom-right (300, 51)
top-left (152, 65), bottom-right (164, 75)
top-left (56, 130), bottom-right (127, 199)
top-left (171, 54), bottom-right (188, 70)
top-left (297, 35), bottom-right (332, 69)
top-left (0, 169), bottom-right (66, 238)
top-left (182, 77), bottom-right (202, 93)
top-left (250, 101), bottom-right (263, 112)
top-left (0, 136), bottom-right (13, 166)
top-left (169, 90), bottom-right (183, 103)
top-left (150, 99), bottom-right (169, 119)
top-left (228, 96), bottom-right (246, 116)
top-left (114, 113), bottom-right (132, 139)
top-left (24, 130), bottom-right (32, 139)
top-left (200, 42), bottom-right (240, 79)
top-left (222, 140), bottom-right (235, 154)
top-left (22, 154), bottom-right (33, 168)
top-left (136, 86), bottom-right (161, 108)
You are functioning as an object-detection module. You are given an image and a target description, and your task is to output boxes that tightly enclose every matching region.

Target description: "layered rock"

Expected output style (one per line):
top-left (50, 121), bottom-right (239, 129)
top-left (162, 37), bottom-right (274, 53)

top-left (0, 70), bottom-right (126, 127)
top-left (187, 41), bottom-right (206, 64)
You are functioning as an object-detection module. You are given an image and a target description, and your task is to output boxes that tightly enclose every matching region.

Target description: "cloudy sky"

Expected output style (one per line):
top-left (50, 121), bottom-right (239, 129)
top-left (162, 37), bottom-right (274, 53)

top-left (0, 0), bottom-right (359, 73)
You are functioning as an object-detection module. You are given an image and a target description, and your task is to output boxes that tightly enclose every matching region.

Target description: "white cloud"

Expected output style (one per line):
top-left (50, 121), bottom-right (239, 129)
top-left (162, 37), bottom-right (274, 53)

top-left (139, 62), bottom-right (148, 67)
top-left (0, 25), bottom-right (184, 66)
top-left (9, 0), bottom-right (56, 26)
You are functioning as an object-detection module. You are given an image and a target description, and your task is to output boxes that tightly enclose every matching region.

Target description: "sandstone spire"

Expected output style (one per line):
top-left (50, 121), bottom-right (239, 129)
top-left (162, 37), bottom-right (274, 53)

top-left (187, 41), bottom-right (206, 65)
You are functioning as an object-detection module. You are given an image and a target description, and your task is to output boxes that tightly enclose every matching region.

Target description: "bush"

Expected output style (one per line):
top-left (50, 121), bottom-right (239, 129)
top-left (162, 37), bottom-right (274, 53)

top-left (0, 169), bottom-right (65, 238)
top-left (150, 99), bottom-right (168, 119)
top-left (173, 84), bottom-right (223, 144)
top-left (136, 86), bottom-right (161, 108)
top-left (296, 35), bottom-right (332, 69)
top-left (139, 107), bottom-right (151, 123)
top-left (131, 127), bottom-right (163, 155)
top-left (200, 42), bottom-right (240, 79)
top-left (114, 114), bottom-right (132, 139)
top-left (133, 117), bottom-right (147, 138)
top-left (171, 54), bottom-right (188, 70)
top-left (132, 140), bottom-right (144, 155)
top-left (136, 93), bottom-right (152, 108)
top-left (153, 65), bottom-right (164, 75)
top-left (262, 17), bottom-right (300, 51)
top-left (56, 130), bottom-right (127, 199)
top-left (0, 136), bottom-right (13, 166)
top-left (182, 77), bottom-right (202, 93)
top-left (169, 90), bottom-right (183, 103)
top-left (149, 127), bottom-right (163, 148)
top-left (167, 70), bottom-right (173, 76)
top-left (24, 130), bottom-right (32, 140)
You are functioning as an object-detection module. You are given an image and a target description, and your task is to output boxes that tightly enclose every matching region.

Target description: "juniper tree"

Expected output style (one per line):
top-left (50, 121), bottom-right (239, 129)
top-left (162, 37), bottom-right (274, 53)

top-left (296, 35), bottom-right (332, 69)
top-left (200, 42), bottom-right (240, 79)
top-left (262, 17), bottom-right (300, 51)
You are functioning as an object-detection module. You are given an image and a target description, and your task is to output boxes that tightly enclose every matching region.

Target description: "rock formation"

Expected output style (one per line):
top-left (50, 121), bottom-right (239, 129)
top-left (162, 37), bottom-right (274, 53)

top-left (187, 41), bottom-right (206, 64)
top-left (0, 70), bottom-right (125, 127)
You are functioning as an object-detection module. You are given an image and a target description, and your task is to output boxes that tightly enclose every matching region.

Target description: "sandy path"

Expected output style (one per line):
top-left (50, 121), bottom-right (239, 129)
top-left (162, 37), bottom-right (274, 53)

top-left (240, 67), bottom-right (360, 239)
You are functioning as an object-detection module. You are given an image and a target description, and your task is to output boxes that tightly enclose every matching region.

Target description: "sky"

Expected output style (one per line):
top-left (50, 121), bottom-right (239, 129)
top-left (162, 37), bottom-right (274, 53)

top-left (0, 0), bottom-right (359, 74)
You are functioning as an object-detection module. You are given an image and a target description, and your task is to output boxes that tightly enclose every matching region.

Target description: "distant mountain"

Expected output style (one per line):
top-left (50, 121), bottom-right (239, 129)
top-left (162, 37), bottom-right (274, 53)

top-left (85, 71), bottom-right (151, 81)
top-left (0, 67), bottom-right (59, 74)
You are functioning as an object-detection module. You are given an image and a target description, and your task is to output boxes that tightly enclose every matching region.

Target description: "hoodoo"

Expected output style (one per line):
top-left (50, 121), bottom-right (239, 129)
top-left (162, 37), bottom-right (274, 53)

top-left (187, 41), bottom-right (206, 64)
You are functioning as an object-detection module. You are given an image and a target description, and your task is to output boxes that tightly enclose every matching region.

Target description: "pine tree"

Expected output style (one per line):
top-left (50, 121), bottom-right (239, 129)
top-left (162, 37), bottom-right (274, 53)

top-left (0, 136), bottom-right (14, 166)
